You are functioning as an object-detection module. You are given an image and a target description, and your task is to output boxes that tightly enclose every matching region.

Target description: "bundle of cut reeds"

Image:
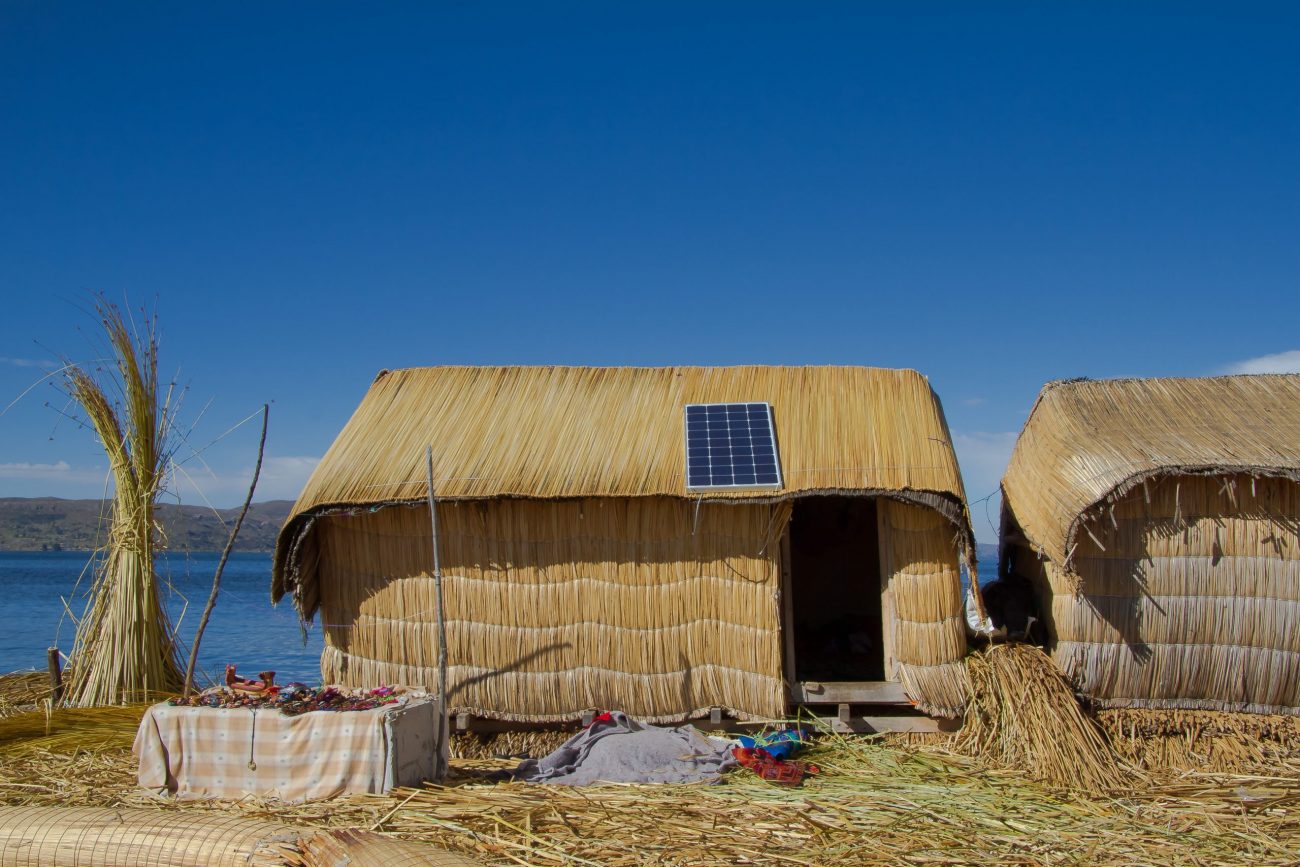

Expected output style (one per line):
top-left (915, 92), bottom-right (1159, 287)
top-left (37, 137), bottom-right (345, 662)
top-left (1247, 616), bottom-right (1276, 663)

top-left (955, 642), bottom-right (1129, 792)
top-left (0, 672), bottom-right (51, 718)
top-left (62, 300), bottom-right (183, 705)
top-left (450, 729), bottom-right (571, 761)
top-left (1100, 707), bottom-right (1300, 775)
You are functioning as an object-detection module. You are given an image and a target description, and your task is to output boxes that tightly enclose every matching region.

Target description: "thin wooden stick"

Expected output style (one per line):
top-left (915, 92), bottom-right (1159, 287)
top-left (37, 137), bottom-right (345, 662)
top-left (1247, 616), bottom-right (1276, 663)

top-left (427, 444), bottom-right (450, 778)
top-left (183, 404), bottom-right (268, 698)
top-left (46, 647), bottom-right (64, 704)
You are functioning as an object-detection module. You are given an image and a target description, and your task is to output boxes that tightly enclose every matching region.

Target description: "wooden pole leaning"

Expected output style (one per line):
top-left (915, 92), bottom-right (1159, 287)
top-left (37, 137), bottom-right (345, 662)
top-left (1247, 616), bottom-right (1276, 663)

top-left (184, 404), bottom-right (269, 699)
top-left (426, 445), bottom-right (450, 779)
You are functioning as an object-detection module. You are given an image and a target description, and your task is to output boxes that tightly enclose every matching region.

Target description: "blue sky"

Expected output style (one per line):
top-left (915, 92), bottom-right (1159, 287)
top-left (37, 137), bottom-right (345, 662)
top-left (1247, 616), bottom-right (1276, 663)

top-left (1, 3), bottom-right (1297, 542)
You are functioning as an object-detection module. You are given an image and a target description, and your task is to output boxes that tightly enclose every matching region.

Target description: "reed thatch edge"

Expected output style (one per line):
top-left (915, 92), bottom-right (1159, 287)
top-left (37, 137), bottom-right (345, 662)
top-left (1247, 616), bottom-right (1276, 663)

top-left (999, 374), bottom-right (1300, 582)
top-left (1003, 463), bottom-right (1300, 585)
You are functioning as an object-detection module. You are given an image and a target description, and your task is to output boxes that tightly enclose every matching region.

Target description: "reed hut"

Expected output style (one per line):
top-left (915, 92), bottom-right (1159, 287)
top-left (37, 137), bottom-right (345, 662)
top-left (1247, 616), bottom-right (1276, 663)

top-left (1000, 375), bottom-right (1300, 714)
top-left (273, 366), bottom-right (976, 723)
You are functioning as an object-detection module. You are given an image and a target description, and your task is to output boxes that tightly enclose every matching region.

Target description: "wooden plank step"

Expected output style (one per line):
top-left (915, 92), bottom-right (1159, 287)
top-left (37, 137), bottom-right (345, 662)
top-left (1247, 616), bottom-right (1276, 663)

top-left (819, 713), bottom-right (960, 734)
top-left (790, 680), bottom-right (909, 704)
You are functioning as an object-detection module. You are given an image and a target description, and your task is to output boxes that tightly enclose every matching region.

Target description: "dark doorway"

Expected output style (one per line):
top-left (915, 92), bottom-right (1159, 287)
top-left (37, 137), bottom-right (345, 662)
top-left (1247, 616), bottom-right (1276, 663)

top-left (789, 496), bottom-right (884, 681)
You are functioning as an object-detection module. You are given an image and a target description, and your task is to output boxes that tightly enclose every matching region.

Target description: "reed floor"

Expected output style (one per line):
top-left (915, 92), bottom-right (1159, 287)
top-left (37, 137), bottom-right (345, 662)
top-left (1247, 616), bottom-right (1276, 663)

top-left (0, 700), bottom-right (1297, 866)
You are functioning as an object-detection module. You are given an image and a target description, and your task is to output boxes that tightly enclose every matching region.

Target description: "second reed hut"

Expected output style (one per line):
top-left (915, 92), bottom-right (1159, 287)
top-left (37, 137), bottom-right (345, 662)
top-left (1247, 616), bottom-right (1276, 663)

top-left (273, 366), bottom-right (976, 723)
top-left (1001, 375), bottom-right (1300, 714)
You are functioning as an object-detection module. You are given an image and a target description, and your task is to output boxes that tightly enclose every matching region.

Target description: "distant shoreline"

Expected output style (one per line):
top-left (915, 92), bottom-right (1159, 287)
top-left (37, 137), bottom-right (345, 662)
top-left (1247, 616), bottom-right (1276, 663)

top-left (0, 548), bottom-right (275, 555)
top-left (0, 497), bottom-right (292, 553)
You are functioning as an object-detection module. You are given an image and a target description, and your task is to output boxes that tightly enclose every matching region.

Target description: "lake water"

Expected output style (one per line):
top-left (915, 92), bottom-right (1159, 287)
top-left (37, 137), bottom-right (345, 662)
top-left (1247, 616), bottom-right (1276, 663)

top-left (0, 551), bottom-right (324, 686)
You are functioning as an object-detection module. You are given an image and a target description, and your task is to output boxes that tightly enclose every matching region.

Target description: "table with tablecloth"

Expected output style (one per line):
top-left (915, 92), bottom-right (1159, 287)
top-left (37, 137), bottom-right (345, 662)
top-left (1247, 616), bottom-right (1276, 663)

top-left (133, 695), bottom-right (444, 801)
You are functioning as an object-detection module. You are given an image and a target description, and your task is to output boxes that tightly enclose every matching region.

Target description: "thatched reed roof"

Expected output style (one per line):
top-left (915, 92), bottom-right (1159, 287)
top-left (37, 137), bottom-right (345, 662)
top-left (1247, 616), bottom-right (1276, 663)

top-left (1002, 374), bottom-right (1300, 570)
top-left (274, 365), bottom-right (973, 611)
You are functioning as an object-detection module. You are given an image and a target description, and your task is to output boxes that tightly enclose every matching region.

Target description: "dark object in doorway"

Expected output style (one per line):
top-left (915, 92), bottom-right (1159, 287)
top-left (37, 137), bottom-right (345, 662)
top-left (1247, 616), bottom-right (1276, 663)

top-left (980, 572), bottom-right (1038, 641)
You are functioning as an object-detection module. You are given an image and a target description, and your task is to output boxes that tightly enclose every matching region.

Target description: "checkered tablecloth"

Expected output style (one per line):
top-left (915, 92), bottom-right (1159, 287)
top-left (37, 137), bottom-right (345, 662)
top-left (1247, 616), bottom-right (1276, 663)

top-left (134, 700), bottom-right (408, 801)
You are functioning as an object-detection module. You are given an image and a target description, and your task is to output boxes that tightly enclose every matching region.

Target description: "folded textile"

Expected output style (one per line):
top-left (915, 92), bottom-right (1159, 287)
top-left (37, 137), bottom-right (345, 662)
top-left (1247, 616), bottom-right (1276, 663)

top-left (512, 710), bottom-right (736, 785)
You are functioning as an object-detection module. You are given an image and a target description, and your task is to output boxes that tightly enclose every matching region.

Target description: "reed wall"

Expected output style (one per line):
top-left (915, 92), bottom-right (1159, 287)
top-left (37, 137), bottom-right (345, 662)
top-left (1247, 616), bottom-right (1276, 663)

top-left (878, 499), bottom-right (969, 717)
top-left (306, 494), bottom-right (969, 722)
top-left (312, 497), bottom-right (788, 722)
top-left (1009, 474), bottom-right (1300, 714)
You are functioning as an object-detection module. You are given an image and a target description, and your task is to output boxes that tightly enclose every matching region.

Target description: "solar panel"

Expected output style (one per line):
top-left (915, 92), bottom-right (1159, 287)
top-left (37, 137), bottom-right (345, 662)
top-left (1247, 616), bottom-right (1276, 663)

top-left (684, 402), bottom-right (783, 492)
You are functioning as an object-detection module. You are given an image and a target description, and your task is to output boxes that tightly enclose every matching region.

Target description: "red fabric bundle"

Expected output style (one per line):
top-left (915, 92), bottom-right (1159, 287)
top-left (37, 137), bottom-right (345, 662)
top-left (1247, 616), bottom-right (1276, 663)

top-left (732, 746), bottom-right (820, 786)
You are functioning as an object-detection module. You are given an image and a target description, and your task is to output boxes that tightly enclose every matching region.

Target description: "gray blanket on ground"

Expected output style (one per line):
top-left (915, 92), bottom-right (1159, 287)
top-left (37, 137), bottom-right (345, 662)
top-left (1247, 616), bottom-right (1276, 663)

top-left (513, 711), bottom-right (736, 785)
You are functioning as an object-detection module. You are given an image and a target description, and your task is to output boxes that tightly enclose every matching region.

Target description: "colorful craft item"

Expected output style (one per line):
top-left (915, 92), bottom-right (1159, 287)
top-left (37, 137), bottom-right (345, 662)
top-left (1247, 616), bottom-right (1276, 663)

top-left (169, 666), bottom-right (403, 716)
top-left (224, 665), bottom-right (277, 696)
top-left (732, 746), bottom-right (820, 786)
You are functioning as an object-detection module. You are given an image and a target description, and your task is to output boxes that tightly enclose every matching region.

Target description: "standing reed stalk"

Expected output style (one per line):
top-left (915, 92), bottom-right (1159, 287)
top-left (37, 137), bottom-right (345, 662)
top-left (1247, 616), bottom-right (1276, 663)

top-left (63, 299), bottom-right (183, 706)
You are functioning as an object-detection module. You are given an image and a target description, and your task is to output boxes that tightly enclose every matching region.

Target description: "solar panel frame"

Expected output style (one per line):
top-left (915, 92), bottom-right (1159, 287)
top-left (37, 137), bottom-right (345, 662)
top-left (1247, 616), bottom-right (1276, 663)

top-left (683, 402), bottom-right (783, 492)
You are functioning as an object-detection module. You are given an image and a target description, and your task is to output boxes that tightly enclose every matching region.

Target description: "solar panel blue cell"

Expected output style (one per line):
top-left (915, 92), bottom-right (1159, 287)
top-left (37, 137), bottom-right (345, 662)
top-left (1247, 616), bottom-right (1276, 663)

top-left (684, 401), bottom-right (781, 491)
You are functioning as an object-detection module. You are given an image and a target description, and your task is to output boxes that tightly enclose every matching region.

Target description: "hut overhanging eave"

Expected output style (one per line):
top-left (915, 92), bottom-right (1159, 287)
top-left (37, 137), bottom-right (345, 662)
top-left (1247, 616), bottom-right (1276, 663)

top-left (1000, 374), bottom-right (1300, 576)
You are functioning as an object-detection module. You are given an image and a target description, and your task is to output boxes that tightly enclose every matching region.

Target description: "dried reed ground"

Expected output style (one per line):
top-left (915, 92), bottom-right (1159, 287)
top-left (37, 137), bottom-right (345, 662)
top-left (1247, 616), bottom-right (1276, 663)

top-left (1, 700), bottom-right (1297, 866)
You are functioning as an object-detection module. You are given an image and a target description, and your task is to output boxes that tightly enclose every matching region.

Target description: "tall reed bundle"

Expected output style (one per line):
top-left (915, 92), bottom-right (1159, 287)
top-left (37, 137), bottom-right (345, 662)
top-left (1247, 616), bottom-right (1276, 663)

top-left (62, 300), bottom-right (183, 705)
top-left (955, 643), bottom-right (1128, 792)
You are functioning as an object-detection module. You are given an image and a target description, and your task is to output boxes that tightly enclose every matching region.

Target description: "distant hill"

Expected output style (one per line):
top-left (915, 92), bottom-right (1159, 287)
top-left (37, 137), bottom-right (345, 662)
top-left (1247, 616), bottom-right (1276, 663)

top-left (0, 498), bottom-right (294, 552)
